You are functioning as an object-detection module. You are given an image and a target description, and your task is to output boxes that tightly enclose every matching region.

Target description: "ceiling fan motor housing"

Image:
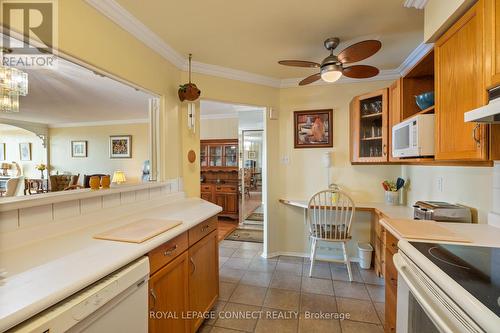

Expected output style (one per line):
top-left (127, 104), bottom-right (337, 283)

top-left (324, 37), bottom-right (340, 51)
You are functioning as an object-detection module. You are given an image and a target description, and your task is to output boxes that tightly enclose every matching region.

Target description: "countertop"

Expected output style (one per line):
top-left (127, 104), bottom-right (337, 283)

top-left (0, 197), bottom-right (222, 332)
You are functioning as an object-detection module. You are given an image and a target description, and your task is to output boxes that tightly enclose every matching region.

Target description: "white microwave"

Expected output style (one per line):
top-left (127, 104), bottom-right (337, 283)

top-left (392, 114), bottom-right (435, 158)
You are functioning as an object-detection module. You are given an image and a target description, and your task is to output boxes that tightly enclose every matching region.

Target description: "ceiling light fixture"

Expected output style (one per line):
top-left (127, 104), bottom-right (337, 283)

top-left (0, 51), bottom-right (28, 113)
top-left (320, 63), bottom-right (342, 83)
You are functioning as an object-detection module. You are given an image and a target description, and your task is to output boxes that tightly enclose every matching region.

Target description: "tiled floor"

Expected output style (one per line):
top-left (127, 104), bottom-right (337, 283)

top-left (199, 240), bottom-right (385, 333)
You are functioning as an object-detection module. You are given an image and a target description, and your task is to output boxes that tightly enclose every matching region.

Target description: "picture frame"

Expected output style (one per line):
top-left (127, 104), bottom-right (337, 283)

top-left (247, 151), bottom-right (256, 159)
top-left (293, 109), bottom-right (333, 148)
top-left (109, 135), bottom-right (132, 158)
top-left (19, 142), bottom-right (32, 161)
top-left (71, 140), bottom-right (88, 157)
top-left (0, 143), bottom-right (5, 161)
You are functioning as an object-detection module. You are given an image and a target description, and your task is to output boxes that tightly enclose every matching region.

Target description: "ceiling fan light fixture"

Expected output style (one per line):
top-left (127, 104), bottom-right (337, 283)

top-left (320, 64), bottom-right (342, 83)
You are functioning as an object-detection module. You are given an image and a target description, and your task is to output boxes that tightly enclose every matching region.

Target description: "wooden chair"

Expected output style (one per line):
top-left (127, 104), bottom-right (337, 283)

top-left (307, 189), bottom-right (355, 281)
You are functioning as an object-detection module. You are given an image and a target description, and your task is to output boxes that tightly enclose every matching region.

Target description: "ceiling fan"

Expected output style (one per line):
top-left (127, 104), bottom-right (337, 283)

top-left (278, 37), bottom-right (382, 86)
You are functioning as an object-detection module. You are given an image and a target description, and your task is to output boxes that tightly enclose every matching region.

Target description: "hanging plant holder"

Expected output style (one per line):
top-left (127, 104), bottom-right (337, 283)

top-left (178, 54), bottom-right (201, 102)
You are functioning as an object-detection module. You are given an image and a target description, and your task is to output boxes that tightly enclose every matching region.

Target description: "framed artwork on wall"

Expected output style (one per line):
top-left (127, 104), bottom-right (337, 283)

top-left (293, 109), bottom-right (333, 148)
top-left (109, 135), bottom-right (132, 158)
top-left (71, 140), bottom-right (88, 157)
top-left (0, 143), bottom-right (5, 160)
top-left (19, 142), bottom-right (32, 161)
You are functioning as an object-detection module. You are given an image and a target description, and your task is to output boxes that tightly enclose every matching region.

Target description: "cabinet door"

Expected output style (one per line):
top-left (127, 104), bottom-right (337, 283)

top-left (485, 0), bottom-right (500, 88)
top-left (435, 1), bottom-right (488, 160)
top-left (214, 193), bottom-right (226, 212)
top-left (388, 79), bottom-right (402, 162)
top-left (200, 144), bottom-right (208, 167)
top-left (201, 192), bottom-right (213, 202)
top-left (225, 193), bottom-right (238, 214)
top-left (350, 89), bottom-right (389, 163)
top-left (224, 145), bottom-right (238, 167)
top-left (149, 251), bottom-right (190, 333)
top-left (208, 145), bottom-right (223, 167)
top-left (188, 230), bottom-right (219, 332)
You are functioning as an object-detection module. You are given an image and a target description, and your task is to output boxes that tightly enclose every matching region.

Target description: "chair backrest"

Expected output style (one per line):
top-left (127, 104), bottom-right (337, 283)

top-left (307, 190), bottom-right (355, 241)
top-left (49, 175), bottom-right (73, 192)
top-left (5, 176), bottom-right (24, 196)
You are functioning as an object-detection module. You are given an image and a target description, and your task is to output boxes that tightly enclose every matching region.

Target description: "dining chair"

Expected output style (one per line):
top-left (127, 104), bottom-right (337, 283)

top-left (307, 189), bottom-right (355, 281)
top-left (4, 176), bottom-right (25, 197)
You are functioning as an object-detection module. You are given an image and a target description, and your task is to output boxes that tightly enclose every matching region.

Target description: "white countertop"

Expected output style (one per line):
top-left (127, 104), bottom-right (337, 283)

top-left (0, 197), bottom-right (222, 332)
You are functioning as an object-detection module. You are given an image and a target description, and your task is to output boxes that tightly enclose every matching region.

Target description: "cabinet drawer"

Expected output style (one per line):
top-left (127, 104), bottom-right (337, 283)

top-left (215, 185), bottom-right (237, 193)
top-left (149, 232), bottom-right (189, 275)
top-left (385, 230), bottom-right (398, 255)
top-left (201, 185), bottom-right (213, 192)
top-left (189, 215), bottom-right (218, 246)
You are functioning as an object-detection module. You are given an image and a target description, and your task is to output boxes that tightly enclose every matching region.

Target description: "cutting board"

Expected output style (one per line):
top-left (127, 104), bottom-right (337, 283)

top-left (93, 219), bottom-right (182, 243)
top-left (389, 219), bottom-right (471, 243)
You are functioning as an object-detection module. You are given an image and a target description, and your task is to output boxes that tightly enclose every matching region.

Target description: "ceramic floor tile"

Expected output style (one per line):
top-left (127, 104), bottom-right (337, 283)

top-left (219, 247), bottom-right (237, 257)
top-left (298, 313), bottom-right (341, 333)
top-left (206, 301), bottom-right (226, 325)
top-left (359, 269), bottom-right (385, 286)
top-left (336, 297), bottom-right (380, 324)
top-left (366, 284), bottom-right (385, 303)
top-left (219, 257), bottom-right (230, 268)
top-left (219, 281), bottom-right (237, 301)
top-left (270, 271), bottom-right (302, 291)
top-left (263, 288), bottom-right (300, 311)
top-left (215, 302), bottom-right (260, 332)
top-left (223, 258), bottom-right (252, 270)
top-left (301, 276), bottom-right (334, 295)
top-left (333, 281), bottom-right (370, 300)
top-left (248, 258), bottom-right (277, 273)
top-left (229, 284), bottom-right (267, 306)
top-left (239, 242), bottom-right (263, 250)
top-left (197, 323), bottom-right (213, 333)
top-left (374, 302), bottom-right (385, 325)
top-left (302, 263), bottom-right (332, 279)
top-left (210, 327), bottom-right (244, 333)
top-left (340, 320), bottom-right (384, 333)
top-left (240, 270), bottom-right (273, 287)
top-left (232, 248), bottom-right (260, 259)
top-left (276, 261), bottom-right (303, 276)
top-left (254, 308), bottom-right (299, 333)
top-left (299, 292), bottom-right (337, 313)
top-left (220, 240), bottom-right (243, 249)
top-left (219, 267), bottom-right (245, 283)
top-left (278, 255), bottom-right (304, 263)
top-left (331, 265), bottom-right (364, 283)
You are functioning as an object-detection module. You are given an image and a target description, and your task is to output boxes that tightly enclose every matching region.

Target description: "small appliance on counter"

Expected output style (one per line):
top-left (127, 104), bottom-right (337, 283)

top-left (413, 201), bottom-right (472, 223)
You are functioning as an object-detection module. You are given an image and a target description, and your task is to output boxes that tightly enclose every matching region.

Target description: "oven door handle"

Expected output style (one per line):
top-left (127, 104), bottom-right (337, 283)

top-left (393, 254), bottom-right (482, 333)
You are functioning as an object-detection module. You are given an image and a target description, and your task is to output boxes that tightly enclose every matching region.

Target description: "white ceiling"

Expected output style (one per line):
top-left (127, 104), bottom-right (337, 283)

top-left (111, 0), bottom-right (424, 80)
top-left (0, 57), bottom-right (153, 125)
top-left (200, 100), bottom-right (264, 130)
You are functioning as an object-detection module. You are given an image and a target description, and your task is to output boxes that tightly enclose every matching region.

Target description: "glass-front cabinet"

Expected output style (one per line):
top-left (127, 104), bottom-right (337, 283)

top-left (200, 139), bottom-right (239, 170)
top-left (350, 88), bottom-right (389, 163)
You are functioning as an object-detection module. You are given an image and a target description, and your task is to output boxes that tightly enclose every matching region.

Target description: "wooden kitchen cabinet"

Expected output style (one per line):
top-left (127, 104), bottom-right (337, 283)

top-left (350, 88), bottom-right (389, 163)
top-left (388, 79), bottom-right (402, 162)
top-left (188, 230), bottom-right (219, 332)
top-left (485, 0), bottom-right (500, 88)
top-left (201, 183), bottom-right (239, 219)
top-left (384, 228), bottom-right (399, 333)
top-left (435, 1), bottom-right (489, 161)
top-left (149, 251), bottom-right (190, 333)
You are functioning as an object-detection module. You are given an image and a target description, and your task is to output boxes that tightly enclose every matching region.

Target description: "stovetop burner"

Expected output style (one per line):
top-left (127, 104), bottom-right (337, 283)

top-left (410, 242), bottom-right (500, 316)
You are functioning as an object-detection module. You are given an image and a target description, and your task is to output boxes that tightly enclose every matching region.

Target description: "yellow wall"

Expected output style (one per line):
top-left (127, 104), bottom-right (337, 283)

top-left (0, 127), bottom-right (46, 178)
top-left (424, 0), bottom-right (475, 41)
top-left (49, 123), bottom-right (148, 184)
top-left (200, 118), bottom-right (239, 140)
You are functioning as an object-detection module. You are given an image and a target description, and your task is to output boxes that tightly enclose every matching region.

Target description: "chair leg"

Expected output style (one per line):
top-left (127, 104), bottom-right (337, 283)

top-left (342, 242), bottom-right (353, 282)
top-left (309, 238), bottom-right (318, 277)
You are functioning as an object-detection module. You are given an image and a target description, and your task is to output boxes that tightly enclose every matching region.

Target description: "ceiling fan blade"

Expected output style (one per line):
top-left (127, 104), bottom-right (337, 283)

top-left (342, 65), bottom-right (379, 79)
top-left (299, 73), bottom-right (321, 86)
top-left (337, 40), bottom-right (382, 64)
top-left (278, 60), bottom-right (320, 68)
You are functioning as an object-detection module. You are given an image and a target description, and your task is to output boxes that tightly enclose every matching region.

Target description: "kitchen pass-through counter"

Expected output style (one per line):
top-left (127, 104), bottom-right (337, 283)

top-left (0, 192), bottom-right (222, 332)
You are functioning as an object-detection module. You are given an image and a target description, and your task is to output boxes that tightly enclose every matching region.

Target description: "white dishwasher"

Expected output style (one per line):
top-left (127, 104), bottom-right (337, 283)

top-left (8, 257), bottom-right (149, 333)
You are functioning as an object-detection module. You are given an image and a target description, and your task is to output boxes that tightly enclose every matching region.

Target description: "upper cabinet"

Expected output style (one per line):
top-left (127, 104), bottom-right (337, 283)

top-left (200, 139), bottom-right (239, 169)
top-left (350, 89), bottom-right (389, 163)
top-left (485, 0), bottom-right (500, 88)
top-left (435, 0), bottom-right (488, 161)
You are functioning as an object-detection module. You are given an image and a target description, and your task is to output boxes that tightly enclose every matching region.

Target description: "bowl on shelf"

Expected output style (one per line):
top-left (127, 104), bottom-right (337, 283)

top-left (415, 91), bottom-right (435, 110)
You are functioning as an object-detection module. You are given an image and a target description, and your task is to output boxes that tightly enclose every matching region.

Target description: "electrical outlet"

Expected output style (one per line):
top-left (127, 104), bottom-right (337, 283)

top-left (437, 176), bottom-right (444, 193)
top-left (281, 155), bottom-right (290, 165)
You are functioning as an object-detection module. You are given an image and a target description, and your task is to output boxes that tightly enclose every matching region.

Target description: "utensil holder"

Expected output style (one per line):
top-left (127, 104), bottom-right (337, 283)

top-left (385, 191), bottom-right (399, 206)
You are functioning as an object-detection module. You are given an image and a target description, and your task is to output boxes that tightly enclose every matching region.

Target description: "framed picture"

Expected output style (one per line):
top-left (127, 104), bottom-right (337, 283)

top-left (19, 142), bottom-right (32, 161)
top-left (109, 135), bottom-right (132, 158)
top-left (293, 109), bottom-right (333, 148)
top-left (71, 140), bottom-right (88, 157)
top-left (0, 143), bottom-right (5, 161)
top-left (247, 151), bottom-right (256, 159)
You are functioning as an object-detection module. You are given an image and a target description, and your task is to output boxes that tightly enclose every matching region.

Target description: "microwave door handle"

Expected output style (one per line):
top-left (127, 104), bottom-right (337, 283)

top-left (393, 254), bottom-right (462, 333)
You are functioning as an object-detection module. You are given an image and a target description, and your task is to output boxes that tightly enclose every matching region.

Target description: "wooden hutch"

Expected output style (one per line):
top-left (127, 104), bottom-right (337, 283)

top-left (200, 139), bottom-right (239, 219)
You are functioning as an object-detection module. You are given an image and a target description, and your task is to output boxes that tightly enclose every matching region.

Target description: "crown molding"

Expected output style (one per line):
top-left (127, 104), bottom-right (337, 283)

top-left (403, 0), bottom-right (429, 10)
top-left (86, 0), bottom-right (431, 89)
top-left (48, 119), bottom-right (149, 128)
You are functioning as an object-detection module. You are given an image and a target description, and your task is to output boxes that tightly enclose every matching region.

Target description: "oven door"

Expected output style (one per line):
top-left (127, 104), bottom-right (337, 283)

top-left (393, 253), bottom-right (484, 333)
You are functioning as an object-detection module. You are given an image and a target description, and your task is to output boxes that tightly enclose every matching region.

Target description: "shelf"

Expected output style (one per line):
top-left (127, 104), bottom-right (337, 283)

top-left (361, 113), bottom-right (382, 119)
top-left (361, 136), bottom-right (383, 141)
top-left (402, 106), bottom-right (435, 121)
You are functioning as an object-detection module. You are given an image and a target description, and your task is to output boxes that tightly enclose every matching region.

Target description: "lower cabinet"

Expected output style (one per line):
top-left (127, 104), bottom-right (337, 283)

top-left (148, 216), bottom-right (219, 333)
top-left (201, 184), bottom-right (239, 219)
top-left (384, 229), bottom-right (399, 333)
top-left (188, 230), bottom-right (219, 332)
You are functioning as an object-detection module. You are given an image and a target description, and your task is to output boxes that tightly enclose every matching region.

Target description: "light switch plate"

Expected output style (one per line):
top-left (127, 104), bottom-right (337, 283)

top-left (269, 108), bottom-right (279, 120)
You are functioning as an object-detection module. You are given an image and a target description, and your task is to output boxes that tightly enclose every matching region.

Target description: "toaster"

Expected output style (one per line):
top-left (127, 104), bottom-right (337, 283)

top-left (413, 201), bottom-right (472, 223)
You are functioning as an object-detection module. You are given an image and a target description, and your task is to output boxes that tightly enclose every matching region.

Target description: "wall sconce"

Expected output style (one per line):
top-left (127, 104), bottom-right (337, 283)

top-left (187, 102), bottom-right (196, 132)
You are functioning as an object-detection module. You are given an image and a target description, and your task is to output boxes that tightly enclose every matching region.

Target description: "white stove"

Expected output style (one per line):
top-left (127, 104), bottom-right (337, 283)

top-left (395, 240), bottom-right (500, 333)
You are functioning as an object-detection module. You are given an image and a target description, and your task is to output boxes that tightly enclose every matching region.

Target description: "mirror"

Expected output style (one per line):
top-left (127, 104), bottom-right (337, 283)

top-left (0, 41), bottom-right (159, 199)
